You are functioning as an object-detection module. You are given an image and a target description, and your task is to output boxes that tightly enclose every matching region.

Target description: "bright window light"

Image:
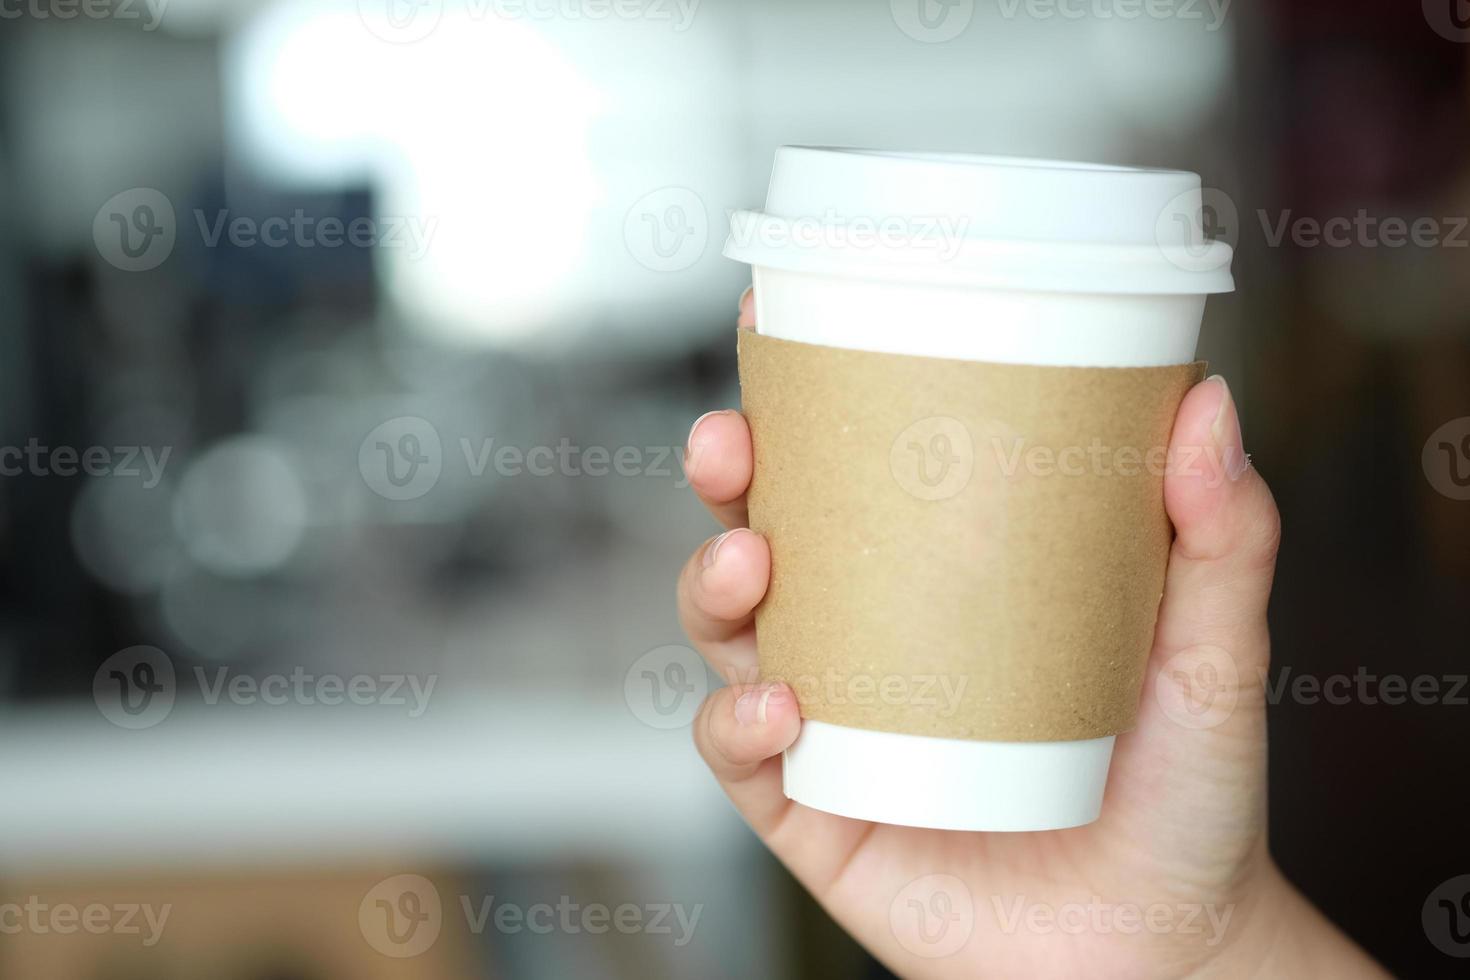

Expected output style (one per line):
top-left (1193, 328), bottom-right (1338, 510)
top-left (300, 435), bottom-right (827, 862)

top-left (226, 1), bottom-right (604, 343)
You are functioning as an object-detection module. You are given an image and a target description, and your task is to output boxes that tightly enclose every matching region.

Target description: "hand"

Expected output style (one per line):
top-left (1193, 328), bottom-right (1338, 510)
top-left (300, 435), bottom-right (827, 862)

top-left (675, 289), bottom-right (1385, 979)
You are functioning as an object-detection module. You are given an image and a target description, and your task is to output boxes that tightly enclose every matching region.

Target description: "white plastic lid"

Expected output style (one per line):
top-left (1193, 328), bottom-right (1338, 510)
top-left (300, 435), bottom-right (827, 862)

top-left (723, 146), bottom-right (1234, 295)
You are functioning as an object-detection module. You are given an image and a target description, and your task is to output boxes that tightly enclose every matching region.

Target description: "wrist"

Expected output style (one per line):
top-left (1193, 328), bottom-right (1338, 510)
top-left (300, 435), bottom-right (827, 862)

top-left (1190, 862), bottom-right (1386, 980)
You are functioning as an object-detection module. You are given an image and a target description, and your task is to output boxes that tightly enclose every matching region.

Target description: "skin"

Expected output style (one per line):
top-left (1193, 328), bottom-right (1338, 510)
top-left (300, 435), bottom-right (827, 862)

top-left (674, 288), bottom-right (1388, 979)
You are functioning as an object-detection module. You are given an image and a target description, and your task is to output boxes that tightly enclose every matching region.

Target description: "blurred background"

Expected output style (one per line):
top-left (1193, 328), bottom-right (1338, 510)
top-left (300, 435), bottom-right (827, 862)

top-left (0, 0), bottom-right (1467, 977)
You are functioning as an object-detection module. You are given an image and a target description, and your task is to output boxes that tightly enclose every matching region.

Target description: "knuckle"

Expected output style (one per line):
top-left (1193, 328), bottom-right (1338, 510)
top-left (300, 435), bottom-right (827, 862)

top-left (692, 690), bottom-right (730, 764)
top-left (674, 543), bottom-right (712, 616)
top-left (1245, 486), bottom-right (1282, 569)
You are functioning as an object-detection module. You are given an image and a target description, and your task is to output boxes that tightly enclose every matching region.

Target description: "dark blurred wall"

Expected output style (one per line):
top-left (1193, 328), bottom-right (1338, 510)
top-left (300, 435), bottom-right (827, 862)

top-left (1237, 4), bottom-right (1470, 978)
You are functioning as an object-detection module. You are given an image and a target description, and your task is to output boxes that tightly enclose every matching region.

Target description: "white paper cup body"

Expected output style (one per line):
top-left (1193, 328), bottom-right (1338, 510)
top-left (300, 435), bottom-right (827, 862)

top-left (725, 147), bottom-right (1233, 832)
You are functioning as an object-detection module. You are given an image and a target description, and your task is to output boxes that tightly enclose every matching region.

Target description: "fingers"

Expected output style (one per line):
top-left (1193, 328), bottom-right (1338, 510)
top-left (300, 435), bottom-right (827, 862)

top-left (676, 527), bottom-right (769, 684)
top-left (737, 284), bottom-right (755, 329)
top-left (682, 285), bottom-right (757, 528)
top-left (692, 681), bottom-right (801, 831)
top-left (685, 284), bottom-right (893, 895)
top-left (684, 410), bottom-right (752, 529)
top-left (691, 681), bottom-right (882, 900)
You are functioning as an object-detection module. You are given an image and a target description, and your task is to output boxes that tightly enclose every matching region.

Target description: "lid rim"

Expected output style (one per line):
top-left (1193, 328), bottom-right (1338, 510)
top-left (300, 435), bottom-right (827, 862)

top-left (780, 144), bottom-right (1197, 179)
top-left (724, 209), bottom-right (1236, 296)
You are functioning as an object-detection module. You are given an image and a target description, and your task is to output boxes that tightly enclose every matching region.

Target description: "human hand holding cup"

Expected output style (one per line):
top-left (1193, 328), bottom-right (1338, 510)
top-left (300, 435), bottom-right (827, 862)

top-left (674, 149), bottom-right (1385, 977)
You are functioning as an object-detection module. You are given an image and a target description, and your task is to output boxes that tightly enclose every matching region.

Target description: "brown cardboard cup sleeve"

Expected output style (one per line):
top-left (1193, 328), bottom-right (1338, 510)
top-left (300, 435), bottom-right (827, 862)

top-left (737, 331), bottom-right (1206, 742)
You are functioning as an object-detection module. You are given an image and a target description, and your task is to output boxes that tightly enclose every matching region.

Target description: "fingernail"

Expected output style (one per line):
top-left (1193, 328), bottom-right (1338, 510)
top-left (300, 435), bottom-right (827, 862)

top-left (1208, 375), bottom-right (1250, 481)
top-left (737, 285), bottom-right (753, 313)
top-left (702, 528), bottom-right (743, 568)
top-left (686, 409), bottom-right (727, 455)
top-left (685, 410), bottom-right (728, 475)
top-left (735, 683), bottom-right (789, 725)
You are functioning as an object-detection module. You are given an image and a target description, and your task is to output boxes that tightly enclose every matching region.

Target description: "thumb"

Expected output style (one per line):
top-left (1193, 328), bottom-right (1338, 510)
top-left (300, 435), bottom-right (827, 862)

top-left (1156, 375), bottom-right (1281, 666)
top-left (1106, 376), bottom-right (1281, 855)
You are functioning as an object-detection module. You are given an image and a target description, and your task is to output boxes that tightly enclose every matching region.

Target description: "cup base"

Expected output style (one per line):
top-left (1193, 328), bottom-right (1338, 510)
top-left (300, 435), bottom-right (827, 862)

top-left (782, 720), bottom-right (1115, 832)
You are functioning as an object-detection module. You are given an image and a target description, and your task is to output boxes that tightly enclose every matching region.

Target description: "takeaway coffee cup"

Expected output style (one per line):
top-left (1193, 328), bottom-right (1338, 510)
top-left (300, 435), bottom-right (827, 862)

top-left (723, 147), bottom-right (1234, 832)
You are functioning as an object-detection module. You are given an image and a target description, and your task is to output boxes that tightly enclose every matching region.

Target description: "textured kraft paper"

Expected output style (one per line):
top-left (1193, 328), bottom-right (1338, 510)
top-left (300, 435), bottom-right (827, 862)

top-left (737, 331), bottom-right (1205, 742)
